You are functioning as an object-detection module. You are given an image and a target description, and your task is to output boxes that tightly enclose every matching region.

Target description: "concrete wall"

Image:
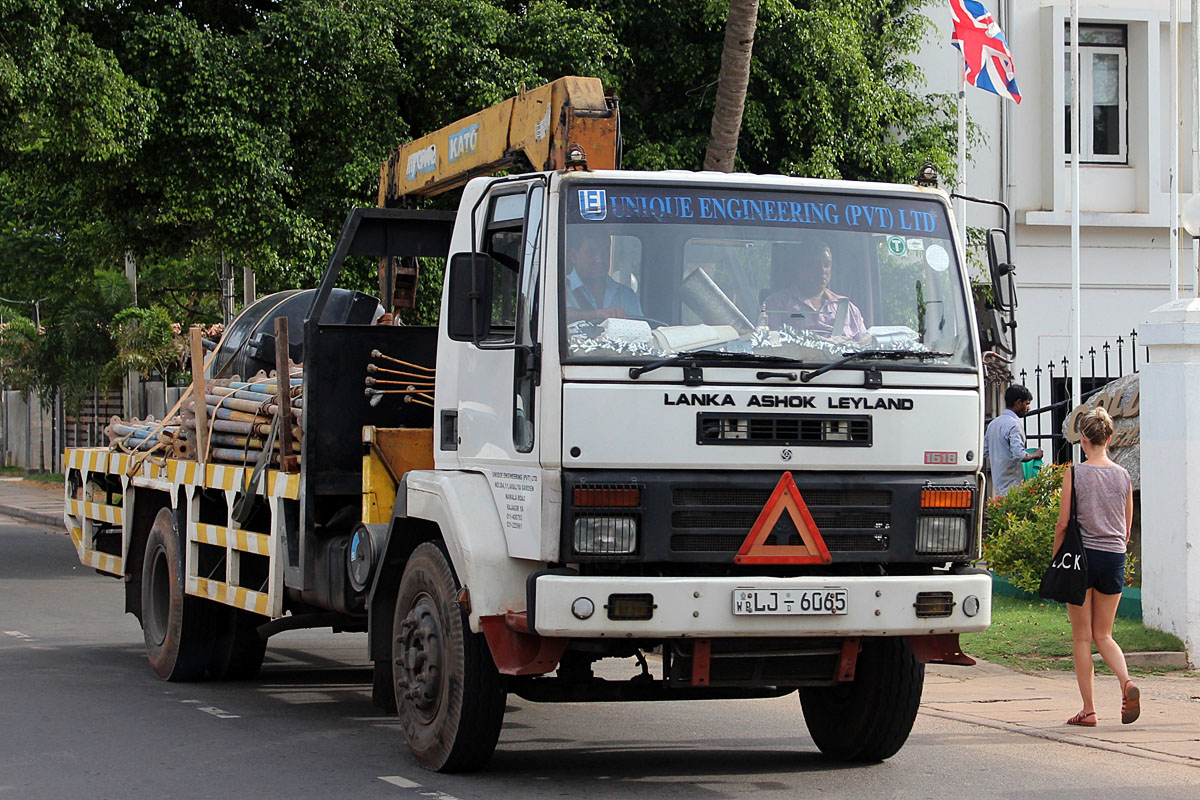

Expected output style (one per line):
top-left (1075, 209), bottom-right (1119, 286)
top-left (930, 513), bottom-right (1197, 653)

top-left (1, 391), bottom-right (56, 471)
top-left (1, 380), bottom-right (185, 471)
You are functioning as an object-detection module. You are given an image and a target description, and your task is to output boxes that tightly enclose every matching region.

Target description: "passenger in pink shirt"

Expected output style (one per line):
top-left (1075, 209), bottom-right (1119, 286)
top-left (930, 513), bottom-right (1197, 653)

top-left (764, 241), bottom-right (866, 338)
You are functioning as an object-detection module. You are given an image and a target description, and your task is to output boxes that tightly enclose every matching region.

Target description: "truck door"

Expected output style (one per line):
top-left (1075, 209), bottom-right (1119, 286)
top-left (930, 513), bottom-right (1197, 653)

top-left (455, 180), bottom-right (546, 560)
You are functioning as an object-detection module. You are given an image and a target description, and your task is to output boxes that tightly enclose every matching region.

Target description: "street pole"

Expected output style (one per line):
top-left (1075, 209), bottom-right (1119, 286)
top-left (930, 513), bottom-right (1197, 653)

top-left (243, 264), bottom-right (256, 309)
top-left (220, 251), bottom-right (234, 327)
top-left (1070, 1), bottom-right (1082, 460)
top-left (1193, 0), bottom-right (1199, 295)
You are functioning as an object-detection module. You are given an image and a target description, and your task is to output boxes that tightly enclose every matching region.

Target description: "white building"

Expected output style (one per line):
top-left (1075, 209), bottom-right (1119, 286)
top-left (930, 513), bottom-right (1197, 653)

top-left (914, 1), bottom-right (1197, 378)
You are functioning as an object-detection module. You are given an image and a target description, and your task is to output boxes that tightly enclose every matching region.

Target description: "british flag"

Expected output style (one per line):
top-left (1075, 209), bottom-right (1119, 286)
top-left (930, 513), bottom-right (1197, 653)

top-left (950, 0), bottom-right (1021, 104)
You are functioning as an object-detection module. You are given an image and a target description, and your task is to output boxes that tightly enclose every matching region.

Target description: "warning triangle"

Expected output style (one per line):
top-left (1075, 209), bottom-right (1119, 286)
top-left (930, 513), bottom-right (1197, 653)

top-left (735, 472), bottom-right (832, 565)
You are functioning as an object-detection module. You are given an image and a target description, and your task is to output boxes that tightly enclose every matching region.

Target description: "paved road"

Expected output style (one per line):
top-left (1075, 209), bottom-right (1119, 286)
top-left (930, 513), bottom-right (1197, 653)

top-left (2, 515), bottom-right (1198, 799)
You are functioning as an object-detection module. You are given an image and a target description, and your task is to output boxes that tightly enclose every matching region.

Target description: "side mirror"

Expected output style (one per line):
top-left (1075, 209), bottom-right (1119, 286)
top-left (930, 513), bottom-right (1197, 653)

top-left (447, 252), bottom-right (493, 342)
top-left (985, 228), bottom-right (1016, 312)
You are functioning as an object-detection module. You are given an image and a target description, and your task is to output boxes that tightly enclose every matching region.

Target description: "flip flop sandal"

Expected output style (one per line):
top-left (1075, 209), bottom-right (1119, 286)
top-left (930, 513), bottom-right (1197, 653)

top-left (1067, 710), bottom-right (1097, 726)
top-left (1122, 681), bottom-right (1141, 725)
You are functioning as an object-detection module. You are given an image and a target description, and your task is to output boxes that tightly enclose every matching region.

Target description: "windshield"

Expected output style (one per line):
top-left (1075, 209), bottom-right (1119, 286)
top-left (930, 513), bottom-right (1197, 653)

top-left (560, 183), bottom-right (975, 368)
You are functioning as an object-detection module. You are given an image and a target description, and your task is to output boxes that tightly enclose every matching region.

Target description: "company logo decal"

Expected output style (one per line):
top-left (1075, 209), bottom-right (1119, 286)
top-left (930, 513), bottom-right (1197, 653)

top-left (579, 189), bottom-right (607, 220)
top-left (405, 144), bottom-right (437, 181)
top-left (447, 124), bottom-right (479, 163)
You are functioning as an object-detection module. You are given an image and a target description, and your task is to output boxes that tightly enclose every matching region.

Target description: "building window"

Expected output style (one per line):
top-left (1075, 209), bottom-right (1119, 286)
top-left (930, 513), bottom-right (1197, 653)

top-left (1063, 24), bottom-right (1127, 163)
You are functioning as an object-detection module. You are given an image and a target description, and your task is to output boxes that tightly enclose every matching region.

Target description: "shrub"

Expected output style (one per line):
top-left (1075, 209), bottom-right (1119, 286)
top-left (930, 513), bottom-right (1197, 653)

top-left (984, 463), bottom-right (1137, 594)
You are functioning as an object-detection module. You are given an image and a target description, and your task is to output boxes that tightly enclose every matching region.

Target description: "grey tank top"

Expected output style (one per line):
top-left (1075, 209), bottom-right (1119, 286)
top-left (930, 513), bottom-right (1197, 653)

top-left (1073, 463), bottom-right (1131, 554)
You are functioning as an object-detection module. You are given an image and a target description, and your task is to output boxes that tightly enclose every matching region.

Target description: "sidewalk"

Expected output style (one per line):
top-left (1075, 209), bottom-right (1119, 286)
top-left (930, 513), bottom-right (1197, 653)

top-left (2, 478), bottom-right (1197, 767)
top-left (924, 661), bottom-right (1200, 767)
top-left (0, 477), bottom-right (63, 528)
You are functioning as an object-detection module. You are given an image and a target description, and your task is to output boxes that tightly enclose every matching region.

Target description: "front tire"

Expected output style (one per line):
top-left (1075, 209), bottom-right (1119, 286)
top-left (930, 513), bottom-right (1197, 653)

top-left (141, 508), bottom-right (221, 681)
top-left (392, 542), bottom-right (506, 772)
top-left (798, 637), bottom-right (924, 762)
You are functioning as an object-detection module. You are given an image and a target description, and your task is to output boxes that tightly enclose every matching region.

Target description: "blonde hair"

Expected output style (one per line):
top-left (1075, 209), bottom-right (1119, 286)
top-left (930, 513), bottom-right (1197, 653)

top-left (1079, 407), bottom-right (1114, 446)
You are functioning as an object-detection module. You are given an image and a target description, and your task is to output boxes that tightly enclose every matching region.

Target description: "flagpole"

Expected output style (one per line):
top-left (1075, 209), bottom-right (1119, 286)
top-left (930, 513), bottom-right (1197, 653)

top-left (1172, 0), bottom-right (1181, 299)
top-left (1070, 1), bottom-right (1082, 459)
top-left (958, 53), bottom-right (968, 248)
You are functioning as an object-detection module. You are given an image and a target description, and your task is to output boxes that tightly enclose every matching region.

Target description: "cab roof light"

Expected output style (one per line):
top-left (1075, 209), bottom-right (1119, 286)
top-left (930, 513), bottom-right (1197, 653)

top-left (921, 488), bottom-right (974, 509)
top-left (574, 486), bottom-right (641, 508)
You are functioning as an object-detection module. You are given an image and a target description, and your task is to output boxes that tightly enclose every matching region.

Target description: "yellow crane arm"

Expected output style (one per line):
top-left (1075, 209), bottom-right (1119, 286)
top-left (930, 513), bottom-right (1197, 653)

top-left (378, 76), bottom-right (619, 206)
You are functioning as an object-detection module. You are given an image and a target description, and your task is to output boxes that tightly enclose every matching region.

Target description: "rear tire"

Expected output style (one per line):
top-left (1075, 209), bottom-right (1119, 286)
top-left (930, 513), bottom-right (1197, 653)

top-left (392, 542), bottom-right (506, 772)
top-left (798, 637), bottom-right (924, 762)
top-left (140, 508), bottom-right (221, 681)
top-left (208, 608), bottom-right (268, 680)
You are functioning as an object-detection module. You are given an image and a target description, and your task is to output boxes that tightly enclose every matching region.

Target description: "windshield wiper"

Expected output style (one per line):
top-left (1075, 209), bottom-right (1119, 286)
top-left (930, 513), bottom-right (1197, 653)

top-left (800, 349), bottom-right (954, 383)
top-left (629, 349), bottom-right (795, 382)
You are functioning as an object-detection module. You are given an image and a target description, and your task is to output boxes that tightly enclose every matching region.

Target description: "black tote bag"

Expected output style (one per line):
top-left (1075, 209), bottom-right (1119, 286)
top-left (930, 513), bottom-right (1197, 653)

top-left (1038, 467), bottom-right (1089, 605)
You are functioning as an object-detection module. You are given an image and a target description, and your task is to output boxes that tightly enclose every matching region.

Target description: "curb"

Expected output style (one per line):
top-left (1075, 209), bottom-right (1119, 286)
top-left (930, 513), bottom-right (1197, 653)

top-left (0, 504), bottom-right (62, 529)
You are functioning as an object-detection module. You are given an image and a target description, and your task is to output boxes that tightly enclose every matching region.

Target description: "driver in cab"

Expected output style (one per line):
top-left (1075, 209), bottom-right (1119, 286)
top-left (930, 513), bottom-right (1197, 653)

top-left (566, 233), bottom-right (642, 323)
top-left (764, 240), bottom-right (866, 339)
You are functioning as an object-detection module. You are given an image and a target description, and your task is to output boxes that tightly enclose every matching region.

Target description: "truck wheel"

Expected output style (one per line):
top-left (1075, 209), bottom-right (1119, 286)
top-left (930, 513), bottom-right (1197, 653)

top-left (392, 542), bottom-right (506, 772)
top-left (141, 508), bottom-right (220, 681)
top-left (798, 636), bottom-right (924, 762)
top-left (208, 609), bottom-right (268, 680)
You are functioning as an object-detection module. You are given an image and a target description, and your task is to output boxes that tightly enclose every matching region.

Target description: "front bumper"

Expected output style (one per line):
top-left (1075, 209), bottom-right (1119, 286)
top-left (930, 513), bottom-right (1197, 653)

top-left (530, 572), bottom-right (991, 638)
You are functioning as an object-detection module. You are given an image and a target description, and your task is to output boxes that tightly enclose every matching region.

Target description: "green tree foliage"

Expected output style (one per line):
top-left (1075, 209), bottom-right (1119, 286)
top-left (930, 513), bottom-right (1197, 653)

top-left (2, 0), bottom-right (960, 358)
top-left (0, 312), bottom-right (39, 392)
top-left (596, 0), bottom-right (958, 182)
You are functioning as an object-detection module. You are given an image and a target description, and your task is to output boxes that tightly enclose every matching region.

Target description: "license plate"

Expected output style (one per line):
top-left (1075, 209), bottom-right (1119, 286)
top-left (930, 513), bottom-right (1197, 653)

top-left (732, 588), bottom-right (848, 616)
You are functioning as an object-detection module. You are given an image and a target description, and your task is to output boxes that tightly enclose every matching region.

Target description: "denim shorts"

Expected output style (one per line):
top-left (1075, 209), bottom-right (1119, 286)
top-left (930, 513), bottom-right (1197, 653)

top-left (1084, 548), bottom-right (1126, 596)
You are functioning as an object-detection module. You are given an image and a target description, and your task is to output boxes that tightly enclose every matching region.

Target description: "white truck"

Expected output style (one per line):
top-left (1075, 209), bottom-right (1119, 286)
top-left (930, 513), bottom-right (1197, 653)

top-left (64, 77), bottom-right (1013, 773)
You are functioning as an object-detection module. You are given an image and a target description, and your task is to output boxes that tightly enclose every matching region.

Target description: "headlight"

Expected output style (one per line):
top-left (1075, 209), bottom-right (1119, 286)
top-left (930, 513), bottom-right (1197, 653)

top-left (573, 515), bottom-right (638, 555)
top-left (916, 516), bottom-right (970, 554)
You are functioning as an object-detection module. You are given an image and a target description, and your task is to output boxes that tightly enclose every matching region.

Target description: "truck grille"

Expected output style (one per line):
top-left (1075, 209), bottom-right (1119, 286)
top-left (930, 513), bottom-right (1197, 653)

top-left (697, 413), bottom-right (871, 446)
top-left (669, 486), bottom-right (892, 554)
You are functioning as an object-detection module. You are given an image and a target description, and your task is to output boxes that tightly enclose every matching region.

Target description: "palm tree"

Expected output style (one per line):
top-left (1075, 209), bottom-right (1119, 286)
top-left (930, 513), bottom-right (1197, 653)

top-left (703, 0), bottom-right (761, 173)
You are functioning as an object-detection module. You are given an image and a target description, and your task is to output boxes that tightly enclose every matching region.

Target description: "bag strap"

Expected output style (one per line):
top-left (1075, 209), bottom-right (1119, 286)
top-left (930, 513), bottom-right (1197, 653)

top-left (1069, 465), bottom-right (1078, 519)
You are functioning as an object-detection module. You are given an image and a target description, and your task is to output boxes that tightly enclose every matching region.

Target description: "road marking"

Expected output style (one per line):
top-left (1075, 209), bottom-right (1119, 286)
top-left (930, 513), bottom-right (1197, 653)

top-left (4, 631), bottom-right (33, 641)
top-left (197, 705), bottom-right (240, 719)
top-left (377, 777), bottom-right (462, 799)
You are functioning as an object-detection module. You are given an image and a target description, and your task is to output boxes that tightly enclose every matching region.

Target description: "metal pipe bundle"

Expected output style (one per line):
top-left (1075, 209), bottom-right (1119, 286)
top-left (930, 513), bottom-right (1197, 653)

top-left (104, 416), bottom-right (181, 453)
top-left (180, 370), bottom-right (304, 466)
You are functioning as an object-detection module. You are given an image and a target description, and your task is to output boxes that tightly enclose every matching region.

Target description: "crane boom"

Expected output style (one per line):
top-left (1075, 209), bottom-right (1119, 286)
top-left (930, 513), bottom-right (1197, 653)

top-left (378, 76), bottom-right (619, 206)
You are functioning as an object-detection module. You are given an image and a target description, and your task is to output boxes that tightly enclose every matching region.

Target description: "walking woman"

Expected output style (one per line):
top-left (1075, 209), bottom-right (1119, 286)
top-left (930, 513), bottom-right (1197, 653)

top-left (1056, 407), bottom-right (1139, 726)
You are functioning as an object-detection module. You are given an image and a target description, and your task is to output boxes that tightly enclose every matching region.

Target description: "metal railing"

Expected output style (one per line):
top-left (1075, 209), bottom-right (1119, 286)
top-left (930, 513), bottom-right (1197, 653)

top-left (1009, 330), bottom-right (1146, 463)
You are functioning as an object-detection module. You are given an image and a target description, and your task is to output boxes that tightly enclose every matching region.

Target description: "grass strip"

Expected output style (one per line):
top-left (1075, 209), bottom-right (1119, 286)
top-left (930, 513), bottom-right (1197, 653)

top-left (962, 595), bottom-right (1184, 673)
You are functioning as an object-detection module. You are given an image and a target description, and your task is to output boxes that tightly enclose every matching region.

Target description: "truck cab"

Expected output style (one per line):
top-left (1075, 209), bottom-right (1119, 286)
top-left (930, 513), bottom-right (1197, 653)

top-left (379, 168), bottom-right (990, 769)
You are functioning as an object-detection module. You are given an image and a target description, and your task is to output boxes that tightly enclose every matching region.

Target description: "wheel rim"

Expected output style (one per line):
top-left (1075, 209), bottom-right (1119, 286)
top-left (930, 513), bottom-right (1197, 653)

top-left (145, 543), bottom-right (170, 647)
top-left (395, 591), bottom-right (444, 724)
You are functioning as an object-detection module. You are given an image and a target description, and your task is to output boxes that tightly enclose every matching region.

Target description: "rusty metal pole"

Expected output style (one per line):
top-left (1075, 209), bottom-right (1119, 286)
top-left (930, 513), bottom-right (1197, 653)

top-left (190, 326), bottom-right (209, 465)
top-left (273, 316), bottom-right (298, 472)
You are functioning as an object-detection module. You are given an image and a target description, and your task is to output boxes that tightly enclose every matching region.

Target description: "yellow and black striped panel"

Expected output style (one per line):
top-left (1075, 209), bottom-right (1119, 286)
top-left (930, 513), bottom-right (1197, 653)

top-left (193, 577), bottom-right (269, 616)
top-left (67, 525), bottom-right (123, 577)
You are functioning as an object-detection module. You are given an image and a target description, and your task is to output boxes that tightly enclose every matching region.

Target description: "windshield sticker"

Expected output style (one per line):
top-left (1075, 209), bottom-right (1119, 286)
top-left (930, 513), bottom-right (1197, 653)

top-left (906, 237), bottom-right (925, 251)
top-left (887, 236), bottom-right (907, 256)
top-left (925, 244), bottom-right (950, 272)
top-left (570, 186), bottom-right (942, 235)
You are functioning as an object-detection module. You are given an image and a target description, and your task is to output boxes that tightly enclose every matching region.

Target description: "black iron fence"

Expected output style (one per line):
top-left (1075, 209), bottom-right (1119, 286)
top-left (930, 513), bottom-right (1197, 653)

top-left (1007, 330), bottom-right (1146, 463)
